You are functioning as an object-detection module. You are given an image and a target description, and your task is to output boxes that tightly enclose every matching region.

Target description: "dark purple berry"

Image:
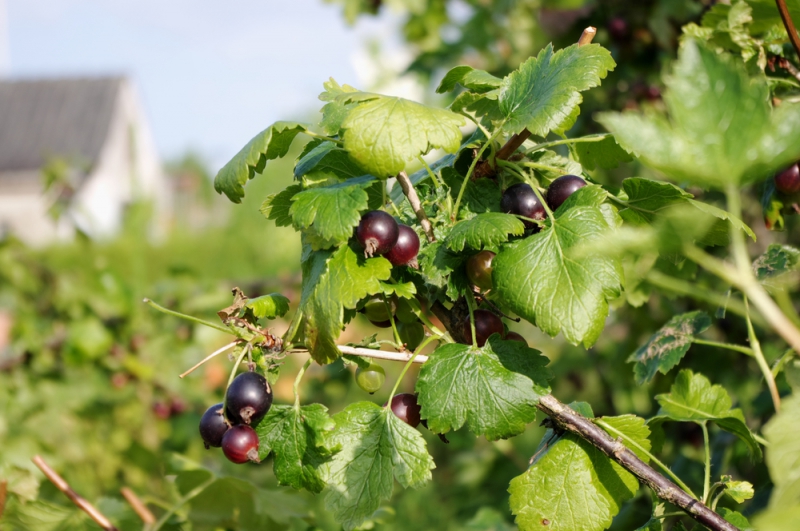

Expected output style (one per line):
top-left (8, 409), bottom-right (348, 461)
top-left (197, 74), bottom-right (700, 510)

top-left (221, 425), bottom-right (260, 464)
top-left (225, 372), bottom-right (272, 425)
top-left (199, 403), bottom-right (230, 448)
top-left (505, 331), bottom-right (527, 345)
top-left (463, 309), bottom-right (504, 347)
top-left (385, 224), bottom-right (420, 268)
top-left (608, 17), bottom-right (629, 42)
top-left (501, 183), bottom-right (546, 229)
top-left (546, 175), bottom-right (587, 211)
top-left (357, 211), bottom-right (399, 257)
top-left (775, 163), bottom-right (800, 194)
top-left (388, 393), bottom-right (422, 427)
top-left (466, 251), bottom-right (495, 291)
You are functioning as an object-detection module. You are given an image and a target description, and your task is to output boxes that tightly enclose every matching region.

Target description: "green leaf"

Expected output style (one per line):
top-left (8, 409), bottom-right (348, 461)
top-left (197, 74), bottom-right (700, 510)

top-left (445, 213), bottom-right (526, 252)
top-left (418, 240), bottom-right (468, 290)
top-left (416, 336), bottom-right (552, 440)
top-left (300, 244), bottom-right (392, 364)
top-left (319, 78), bottom-right (360, 135)
top-left (509, 413), bottom-right (647, 531)
top-left (719, 508), bottom-right (755, 530)
top-left (597, 414), bottom-right (653, 463)
top-left (762, 393), bottom-right (800, 507)
top-left (341, 94), bottom-right (466, 177)
top-left (436, 65), bottom-right (503, 94)
top-left (493, 186), bottom-right (622, 347)
top-left (721, 476), bottom-right (754, 503)
top-left (379, 281), bottom-right (416, 299)
top-left (499, 43), bottom-right (615, 136)
top-left (653, 369), bottom-right (762, 459)
top-left (628, 311), bottom-right (712, 384)
top-left (214, 121), bottom-right (307, 203)
top-left (598, 41), bottom-right (800, 188)
top-left (753, 244), bottom-right (800, 282)
top-left (245, 293), bottom-right (290, 319)
top-left (524, 149), bottom-right (583, 184)
top-left (574, 134), bottom-right (632, 170)
top-left (255, 404), bottom-right (338, 493)
top-left (323, 401), bottom-right (434, 530)
top-left (745, 0), bottom-right (800, 34)
top-left (688, 199), bottom-right (756, 241)
top-left (441, 168), bottom-right (502, 218)
top-left (290, 175), bottom-right (375, 244)
top-left (463, 507), bottom-right (516, 531)
top-left (294, 142), bottom-right (368, 180)
top-left (261, 184), bottom-right (302, 227)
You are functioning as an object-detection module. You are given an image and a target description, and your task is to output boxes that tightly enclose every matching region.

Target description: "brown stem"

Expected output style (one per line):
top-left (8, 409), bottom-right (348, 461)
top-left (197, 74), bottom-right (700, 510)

top-left (777, 0), bottom-right (800, 61)
top-left (0, 480), bottom-right (7, 520)
top-left (397, 171), bottom-right (436, 242)
top-left (32, 455), bottom-right (120, 531)
top-left (777, 56), bottom-right (800, 83)
top-left (120, 487), bottom-right (156, 525)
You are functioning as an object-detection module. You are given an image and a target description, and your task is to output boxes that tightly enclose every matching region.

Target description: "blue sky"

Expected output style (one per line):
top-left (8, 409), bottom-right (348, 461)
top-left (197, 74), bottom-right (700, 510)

top-left (3, 0), bottom-right (400, 169)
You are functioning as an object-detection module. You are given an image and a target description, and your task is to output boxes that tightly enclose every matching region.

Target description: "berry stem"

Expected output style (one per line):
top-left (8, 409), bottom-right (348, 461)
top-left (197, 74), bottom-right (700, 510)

top-left (385, 335), bottom-right (437, 405)
top-left (180, 341), bottom-right (240, 379)
top-left (465, 290), bottom-right (478, 348)
top-left (528, 179), bottom-right (554, 219)
top-left (744, 297), bottom-right (782, 413)
top-left (222, 344), bottom-right (251, 415)
top-left (396, 171), bottom-right (436, 242)
top-left (701, 421), bottom-right (712, 504)
top-left (690, 339), bottom-right (754, 357)
top-left (293, 358), bottom-right (313, 410)
top-left (523, 133), bottom-right (611, 155)
top-left (143, 298), bottom-right (231, 335)
top-left (383, 296), bottom-right (405, 349)
top-left (151, 476), bottom-right (216, 531)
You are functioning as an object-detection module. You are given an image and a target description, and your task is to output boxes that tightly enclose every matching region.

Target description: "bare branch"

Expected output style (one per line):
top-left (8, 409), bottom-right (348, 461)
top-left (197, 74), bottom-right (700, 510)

top-left (337, 344), bottom-right (428, 363)
top-left (120, 487), bottom-right (156, 525)
top-left (397, 171), bottom-right (436, 242)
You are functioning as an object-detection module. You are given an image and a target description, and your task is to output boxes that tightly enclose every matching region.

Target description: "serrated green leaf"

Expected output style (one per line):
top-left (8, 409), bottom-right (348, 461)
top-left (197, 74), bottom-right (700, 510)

top-left (688, 199), bottom-right (756, 241)
top-left (653, 369), bottom-right (762, 459)
top-left (214, 121), bottom-right (307, 203)
top-left (753, 244), bottom-right (800, 282)
top-left (436, 65), bottom-right (503, 94)
top-left (721, 477), bottom-right (754, 503)
top-left (445, 213), bottom-right (526, 252)
top-left (300, 244), bottom-right (392, 364)
top-left (574, 134), bottom-right (632, 170)
top-left (255, 404), bottom-right (338, 493)
top-left (494, 186), bottom-right (622, 347)
top-left (499, 43), bottom-right (615, 136)
top-left (1, 499), bottom-right (88, 531)
top-left (379, 281), bottom-right (416, 299)
top-left (509, 414), bottom-right (646, 531)
top-left (523, 149), bottom-right (583, 184)
top-left (290, 175), bottom-right (375, 244)
top-left (319, 78), bottom-right (360, 135)
top-left (294, 142), bottom-right (368, 180)
top-left (441, 168), bottom-right (502, 218)
top-left (746, 0), bottom-right (800, 34)
top-left (245, 293), bottom-right (290, 319)
top-left (416, 336), bottom-right (552, 440)
top-left (450, 90), bottom-right (504, 122)
top-left (323, 401), bottom-right (434, 530)
top-left (341, 95), bottom-right (466, 177)
top-left (618, 178), bottom-right (694, 226)
top-left (261, 184), bottom-right (302, 227)
top-left (598, 41), bottom-right (800, 188)
top-left (597, 414), bottom-right (653, 463)
top-left (628, 311), bottom-right (712, 384)
top-left (418, 240), bottom-right (468, 289)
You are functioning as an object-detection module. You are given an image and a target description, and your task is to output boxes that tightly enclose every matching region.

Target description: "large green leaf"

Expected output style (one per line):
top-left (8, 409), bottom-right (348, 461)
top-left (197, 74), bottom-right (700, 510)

top-left (493, 186), bottom-right (622, 347)
top-left (294, 141), bottom-right (368, 180)
top-left (745, 0), bottom-right (800, 34)
top-left (445, 213), bottom-right (526, 252)
top-left (436, 65), bottom-right (503, 94)
top-left (300, 244), bottom-right (392, 364)
top-left (323, 401), bottom-right (434, 530)
top-left (261, 183), bottom-right (302, 227)
top-left (598, 41), bottom-right (800, 189)
top-left (573, 134), bottom-right (632, 170)
top-left (628, 311), bottom-right (712, 384)
top-left (652, 369), bottom-right (762, 459)
top-left (254, 404), bottom-right (338, 493)
top-left (499, 43), bottom-right (615, 136)
top-left (341, 94), bottom-right (466, 177)
top-left (318, 78), bottom-right (359, 135)
top-left (214, 121), bottom-right (307, 203)
top-left (509, 413), bottom-right (649, 531)
top-left (415, 336), bottom-right (552, 440)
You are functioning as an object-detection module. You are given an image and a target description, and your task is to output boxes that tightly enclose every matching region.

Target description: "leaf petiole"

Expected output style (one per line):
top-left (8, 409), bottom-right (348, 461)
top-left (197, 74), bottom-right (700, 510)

top-left (385, 334), bottom-right (437, 403)
top-left (143, 298), bottom-right (231, 335)
top-left (293, 358), bottom-right (313, 410)
top-left (701, 421), bottom-right (711, 504)
top-left (453, 127), bottom-right (504, 220)
top-left (524, 133), bottom-right (611, 154)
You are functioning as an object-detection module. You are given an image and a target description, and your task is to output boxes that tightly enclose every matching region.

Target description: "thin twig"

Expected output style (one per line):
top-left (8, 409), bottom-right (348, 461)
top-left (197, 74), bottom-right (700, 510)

top-left (120, 487), bottom-right (156, 525)
top-left (0, 480), bottom-right (7, 520)
top-left (180, 341), bottom-right (239, 378)
top-left (777, 57), bottom-right (800, 83)
top-left (337, 344), bottom-right (428, 363)
top-left (32, 455), bottom-right (120, 531)
top-left (396, 171), bottom-right (436, 242)
top-left (776, 0), bottom-right (800, 61)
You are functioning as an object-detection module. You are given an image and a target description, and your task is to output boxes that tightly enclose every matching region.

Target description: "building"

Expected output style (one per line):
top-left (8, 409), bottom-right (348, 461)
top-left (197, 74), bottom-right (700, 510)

top-left (0, 76), bottom-right (169, 244)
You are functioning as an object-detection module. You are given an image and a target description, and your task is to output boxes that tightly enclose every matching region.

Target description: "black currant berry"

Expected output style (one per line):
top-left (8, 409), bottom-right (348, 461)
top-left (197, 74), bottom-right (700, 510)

top-left (466, 251), bottom-right (495, 291)
top-left (501, 183), bottom-right (546, 229)
top-left (388, 393), bottom-right (422, 427)
top-left (385, 224), bottom-right (420, 268)
top-left (463, 309), bottom-right (504, 347)
top-left (505, 331), bottom-right (527, 345)
top-left (225, 372), bottom-right (273, 426)
top-left (199, 403), bottom-right (230, 449)
top-left (775, 163), bottom-right (800, 194)
top-left (221, 425), bottom-right (260, 464)
top-left (357, 211), bottom-right (399, 257)
top-left (355, 363), bottom-right (386, 394)
top-left (547, 175), bottom-right (587, 211)
top-left (398, 321), bottom-right (425, 351)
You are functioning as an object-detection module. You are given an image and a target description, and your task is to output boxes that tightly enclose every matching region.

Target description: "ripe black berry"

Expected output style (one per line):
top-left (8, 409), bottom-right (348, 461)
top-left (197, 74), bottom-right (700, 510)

top-left (385, 224), bottom-right (420, 268)
top-left (505, 331), bottom-right (527, 345)
top-left (388, 393), bottom-right (422, 427)
top-left (357, 211), bottom-right (399, 257)
top-left (775, 163), bottom-right (800, 194)
top-left (464, 309), bottom-right (504, 347)
top-left (547, 175), bottom-right (587, 211)
top-left (355, 363), bottom-right (386, 394)
top-left (221, 425), bottom-right (260, 464)
top-left (199, 403), bottom-right (230, 448)
top-left (501, 183), bottom-right (546, 229)
top-left (225, 372), bottom-right (273, 425)
top-left (466, 251), bottom-right (495, 291)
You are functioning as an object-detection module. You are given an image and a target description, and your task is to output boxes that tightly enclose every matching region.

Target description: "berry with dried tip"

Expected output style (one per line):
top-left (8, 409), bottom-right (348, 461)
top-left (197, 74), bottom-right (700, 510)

top-left (355, 363), bottom-right (386, 394)
top-left (775, 163), bottom-right (800, 195)
top-left (463, 309), bottom-right (504, 347)
top-left (225, 371), bottom-right (273, 425)
top-left (199, 403), bottom-right (230, 448)
top-left (501, 183), bottom-right (546, 229)
top-left (385, 224), bottom-right (420, 268)
top-left (221, 425), bottom-right (260, 464)
top-left (387, 393), bottom-right (422, 427)
top-left (466, 251), bottom-right (495, 291)
top-left (505, 331), bottom-right (527, 345)
top-left (357, 210), bottom-right (399, 257)
top-left (547, 175), bottom-right (587, 211)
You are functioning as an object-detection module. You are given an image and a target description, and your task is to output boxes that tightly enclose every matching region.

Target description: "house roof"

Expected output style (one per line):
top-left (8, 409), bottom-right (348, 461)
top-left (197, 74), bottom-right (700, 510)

top-left (0, 77), bottom-right (123, 173)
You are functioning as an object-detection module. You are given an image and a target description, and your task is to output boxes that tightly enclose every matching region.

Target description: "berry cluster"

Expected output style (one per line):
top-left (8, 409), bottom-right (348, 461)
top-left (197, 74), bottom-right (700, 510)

top-left (500, 174), bottom-right (587, 232)
top-left (356, 210), bottom-right (420, 268)
top-left (199, 371), bottom-right (273, 464)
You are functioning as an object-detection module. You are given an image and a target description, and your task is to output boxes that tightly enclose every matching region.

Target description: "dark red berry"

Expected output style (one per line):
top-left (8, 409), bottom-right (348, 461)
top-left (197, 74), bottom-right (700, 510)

top-left (547, 175), bottom-right (587, 211)
top-left (775, 163), bottom-right (800, 194)
top-left (225, 372), bottom-right (273, 425)
top-left (501, 183), bottom-right (546, 229)
top-left (463, 309), bottom-right (504, 347)
top-left (466, 251), bottom-right (495, 291)
top-left (385, 224), bottom-right (420, 268)
top-left (153, 401), bottom-right (171, 420)
top-left (388, 393), bottom-right (422, 427)
top-left (357, 211), bottom-right (399, 257)
top-left (505, 331), bottom-right (527, 345)
top-left (221, 425), bottom-right (260, 464)
top-left (199, 403), bottom-right (230, 449)
top-left (607, 17), bottom-right (629, 42)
